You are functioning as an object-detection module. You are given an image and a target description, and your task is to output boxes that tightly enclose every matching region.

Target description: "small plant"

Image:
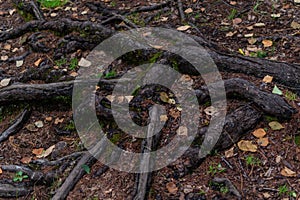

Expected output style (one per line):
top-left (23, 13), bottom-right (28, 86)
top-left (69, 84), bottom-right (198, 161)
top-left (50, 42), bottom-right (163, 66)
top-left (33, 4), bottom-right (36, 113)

top-left (13, 171), bottom-right (29, 182)
top-left (104, 70), bottom-right (117, 78)
top-left (256, 50), bottom-right (268, 58)
top-left (65, 120), bottom-right (75, 131)
top-left (110, 1), bottom-right (116, 7)
top-left (278, 184), bottom-right (297, 197)
top-left (285, 91), bottom-right (297, 101)
top-left (220, 186), bottom-right (229, 194)
top-left (69, 58), bottom-right (78, 70)
top-left (208, 163), bottom-right (226, 176)
top-left (245, 155), bottom-right (261, 166)
top-left (228, 9), bottom-right (237, 20)
top-left (55, 58), bottom-right (67, 67)
top-left (253, 1), bottom-right (261, 12)
top-left (37, 0), bottom-right (68, 8)
top-left (81, 164), bottom-right (91, 174)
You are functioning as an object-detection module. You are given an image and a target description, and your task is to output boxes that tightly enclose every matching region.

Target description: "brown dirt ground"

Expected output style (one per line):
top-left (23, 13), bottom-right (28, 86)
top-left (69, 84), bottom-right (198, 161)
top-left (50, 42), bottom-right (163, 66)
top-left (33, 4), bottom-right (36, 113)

top-left (0, 0), bottom-right (300, 199)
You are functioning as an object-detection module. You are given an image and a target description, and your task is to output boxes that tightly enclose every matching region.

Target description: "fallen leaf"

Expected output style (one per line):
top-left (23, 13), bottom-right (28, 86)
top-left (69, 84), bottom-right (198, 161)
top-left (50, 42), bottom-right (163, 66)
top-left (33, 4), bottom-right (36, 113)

top-left (238, 48), bottom-right (245, 55)
top-left (166, 182), bottom-right (178, 194)
top-left (177, 25), bottom-right (191, 31)
top-left (32, 148), bottom-right (44, 156)
top-left (246, 26), bottom-right (254, 30)
top-left (254, 23), bottom-right (265, 27)
top-left (0, 167), bottom-right (2, 174)
top-left (81, 10), bottom-right (88, 15)
top-left (257, 137), bottom-right (269, 146)
top-left (106, 95), bottom-right (115, 102)
top-left (34, 58), bottom-right (43, 67)
top-left (276, 155), bottom-right (281, 163)
top-left (225, 147), bottom-right (235, 158)
top-left (4, 44), bottom-right (11, 50)
top-left (21, 157), bottom-right (32, 164)
top-left (8, 9), bottom-right (16, 15)
top-left (78, 58), bottom-right (91, 67)
top-left (160, 17), bottom-right (168, 22)
top-left (160, 115), bottom-right (168, 122)
top-left (184, 8), bottom-right (193, 14)
top-left (168, 98), bottom-right (176, 104)
top-left (45, 117), bottom-right (52, 122)
top-left (16, 60), bottom-right (23, 67)
top-left (271, 13), bottom-right (281, 18)
top-left (226, 31), bottom-right (236, 37)
top-left (0, 56), bottom-right (8, 61)
top-left (117, 96), bottom-right (124, 103)
top-left (34, 121), bottom-right (44, 128)
top-left (204, 106), bottom-right (217, 116)
top-left (177, 126), bottom-right (188, 136)
top-left (295, 0), bottom-right (300, 3)
top-left (262, 75), bottom-right (273, 83)
top-left (230, 1), bottom-right (237, 5)
top-left (252, 128), bottom-right (267, 138)
top-left (169, 108), bottom-right (180, 119)
top-left (37, 145), bottom-right (55, 158)
top-left (50, 13), bottom-right (57, 17)
top-left (237, 140), bottom-right (257, 152)
top-left (149, 44), bottom-right (163, 49)
top-left (125, 96), bottom-right (134, 102)
top-left (269, 121), bottom-right (284, 130)
top-left (280, 166), bottom-right (296, 177)
top-left (272, 85), bottom-right (283, 95)
top-left (54, 118), bottom-right (64, 125)
top-left (26, 124), bottom-right (38, 132)
top-left (244, 33), bottom-right (254, 38)
top-left (160, 92), bottom-right (169, 103)
top-left (70, 72), bottom-right (78, 77)
top-left (232, 18), bottom-right (242, 25)
top-left (262, 40), bottom-right (273, 47)
top-left (248, 38), bottom-right (257, 45)
top-left (291, 21), bottom-right (300, 29)
top-left (0, 78), bottom-right (11, 87)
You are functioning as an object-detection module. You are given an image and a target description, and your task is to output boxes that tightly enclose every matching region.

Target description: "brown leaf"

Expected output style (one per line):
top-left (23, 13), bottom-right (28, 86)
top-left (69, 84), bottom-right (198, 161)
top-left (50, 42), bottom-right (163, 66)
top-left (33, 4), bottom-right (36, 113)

top-left (262, 40), bottom-right (273, 47)
top-left (184, 8), bottom-right (193, 14)
top-left (252, 128), bottom-right (267, 138)
top-left (257, 137), bottom-right (269, 147)
top-left (37, 145), bottom-right (55, 158)
top-left (34, 58), bottom-right (43, 67)
top-left (21, 157), bottom-right (32, 164)
top-left (160, 92), bottom-right (169, 103)
top-left (291, 21), bottom-right (300, 29)
top-left (280, 167), bottom-right (296, 177)
top-left (177, 25), bottom-right (191, 31)
top-left (54, 118), bottom-right (64, 125)
top-left (32, 148), bottom-right (44, 156)
top-left (232, 18), bottom-right (242, 25)
top-left (237, 140), bottom-right (257, 152)
top-left (0, 167), bottom-right (2, 174)
top-left (45, 117), bottom-right (52, 122)
top-left (225, 147), bottom-right (235, 158)
top-left (262, 75), bottom-right (273, 83)
top-left (160, 115), bottom-right (168, 122)
top-left (177, 126), bottom-right (188, 136)
top-left (166, 182), bottom-right (178, 194)
top-left (248, 38), bottom-right (257, 45)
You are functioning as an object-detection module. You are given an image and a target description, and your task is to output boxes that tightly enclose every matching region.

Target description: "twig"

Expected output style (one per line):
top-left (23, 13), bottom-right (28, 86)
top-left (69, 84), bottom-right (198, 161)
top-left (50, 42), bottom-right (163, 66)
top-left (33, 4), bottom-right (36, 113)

top-left (0, 109), bottom-right (31, 143)
top-left (177, 0), bottom-right (185, 21)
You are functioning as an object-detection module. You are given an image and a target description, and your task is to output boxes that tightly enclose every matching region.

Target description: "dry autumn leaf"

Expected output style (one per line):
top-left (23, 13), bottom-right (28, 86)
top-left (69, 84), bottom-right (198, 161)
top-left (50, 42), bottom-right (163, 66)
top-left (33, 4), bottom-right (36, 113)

top-left (248, 38), bottom-right (257, 45)
top-left (257, 137), bottom-right (269, 147)
top-left (262, 75), bottom-right (273, 83)
top-left (262, 40), bottom-right (273, 47)
top-left (37, 145), bottom-right (55, 158)
top-left (54, 118), bottom-right (64, 125)
top-left (225, 147), bottom-right (235, 158)
top-left (269, 121), bottom-right (284, 131)
top-left (21, 157), bottom-right (32, 164)
top-left (184, 8), bottom-right (193, 14)
top-left (166, 182), bottom-right (178, 194)
top-left (291, 21), bottom-right (300, 29)
top-left (232, 18), bottom-right (242, 25)
top-left (237, 140), bottom-right (258, 152)
top-left (34, 58), bottom-right (43, 67)
top-left (176, 25), bottom-right (191, 31)
top-left (32, 148), bottom-right (44, 156)
top-left (252, 128), bottom-right (267, 138)
top-left (0, 167), bottom-right (2, 174)
top-left (160, 92), bottom-right (169, 103)
top-left (160, 115), bottom-right (168, 122)
top-left (0, 78), bottom-right (11, 87)
top-left (280, 166), bottom-right (296, 177)
top-left (45, 117), bottom-right (52, 122)
top-left (177, 126), bottom-right (188, 136)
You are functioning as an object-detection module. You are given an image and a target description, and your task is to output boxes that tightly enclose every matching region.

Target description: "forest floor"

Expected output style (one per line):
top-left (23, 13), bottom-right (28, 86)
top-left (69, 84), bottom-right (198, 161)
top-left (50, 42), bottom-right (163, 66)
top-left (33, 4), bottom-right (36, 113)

top-left (0, 0), bottom-right (300, 199)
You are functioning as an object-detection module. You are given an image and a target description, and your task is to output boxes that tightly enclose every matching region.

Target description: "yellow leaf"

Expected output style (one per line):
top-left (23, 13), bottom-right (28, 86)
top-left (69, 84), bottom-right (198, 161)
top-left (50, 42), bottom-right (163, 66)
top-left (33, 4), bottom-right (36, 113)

top-left (252, 128), bottom-right (267, 138)
top-left (262, 40), bottom-right (273, 47)
top-left (237, 140), bottom-right (257, 152)
top-left (262, 75), bottom-right (273, 83)
top-left (238, 49), bottom-right (245, 55)
top-left (280, 167), bottom-right (296, 177)
top-left (269, 121), bottom-right (284, 131)
top-left (160, 92), bottom-right (169, 103)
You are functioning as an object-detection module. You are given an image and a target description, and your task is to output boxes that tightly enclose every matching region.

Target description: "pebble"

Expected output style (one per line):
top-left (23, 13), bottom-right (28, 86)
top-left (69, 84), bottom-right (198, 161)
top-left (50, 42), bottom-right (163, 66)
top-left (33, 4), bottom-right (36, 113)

top-left (78, 57), bottom-right (91, 67)
top-left (16, 60), bottom-right (23, 67)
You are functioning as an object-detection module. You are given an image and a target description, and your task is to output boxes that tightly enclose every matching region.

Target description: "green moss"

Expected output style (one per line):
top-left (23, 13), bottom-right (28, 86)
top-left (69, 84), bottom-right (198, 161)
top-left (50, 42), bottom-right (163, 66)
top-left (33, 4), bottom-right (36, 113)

top-left (37, 0), bottom-right (68, 8)
top-left (110, 133), bottom-right (121, 144)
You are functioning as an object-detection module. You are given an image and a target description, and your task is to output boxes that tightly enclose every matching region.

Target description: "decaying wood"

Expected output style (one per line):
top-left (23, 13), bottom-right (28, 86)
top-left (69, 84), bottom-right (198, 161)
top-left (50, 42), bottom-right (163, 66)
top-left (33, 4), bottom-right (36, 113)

top-left (0, 181), bottom-right (32, 198)
top-left (0, 109), bottom-right (31, 143)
